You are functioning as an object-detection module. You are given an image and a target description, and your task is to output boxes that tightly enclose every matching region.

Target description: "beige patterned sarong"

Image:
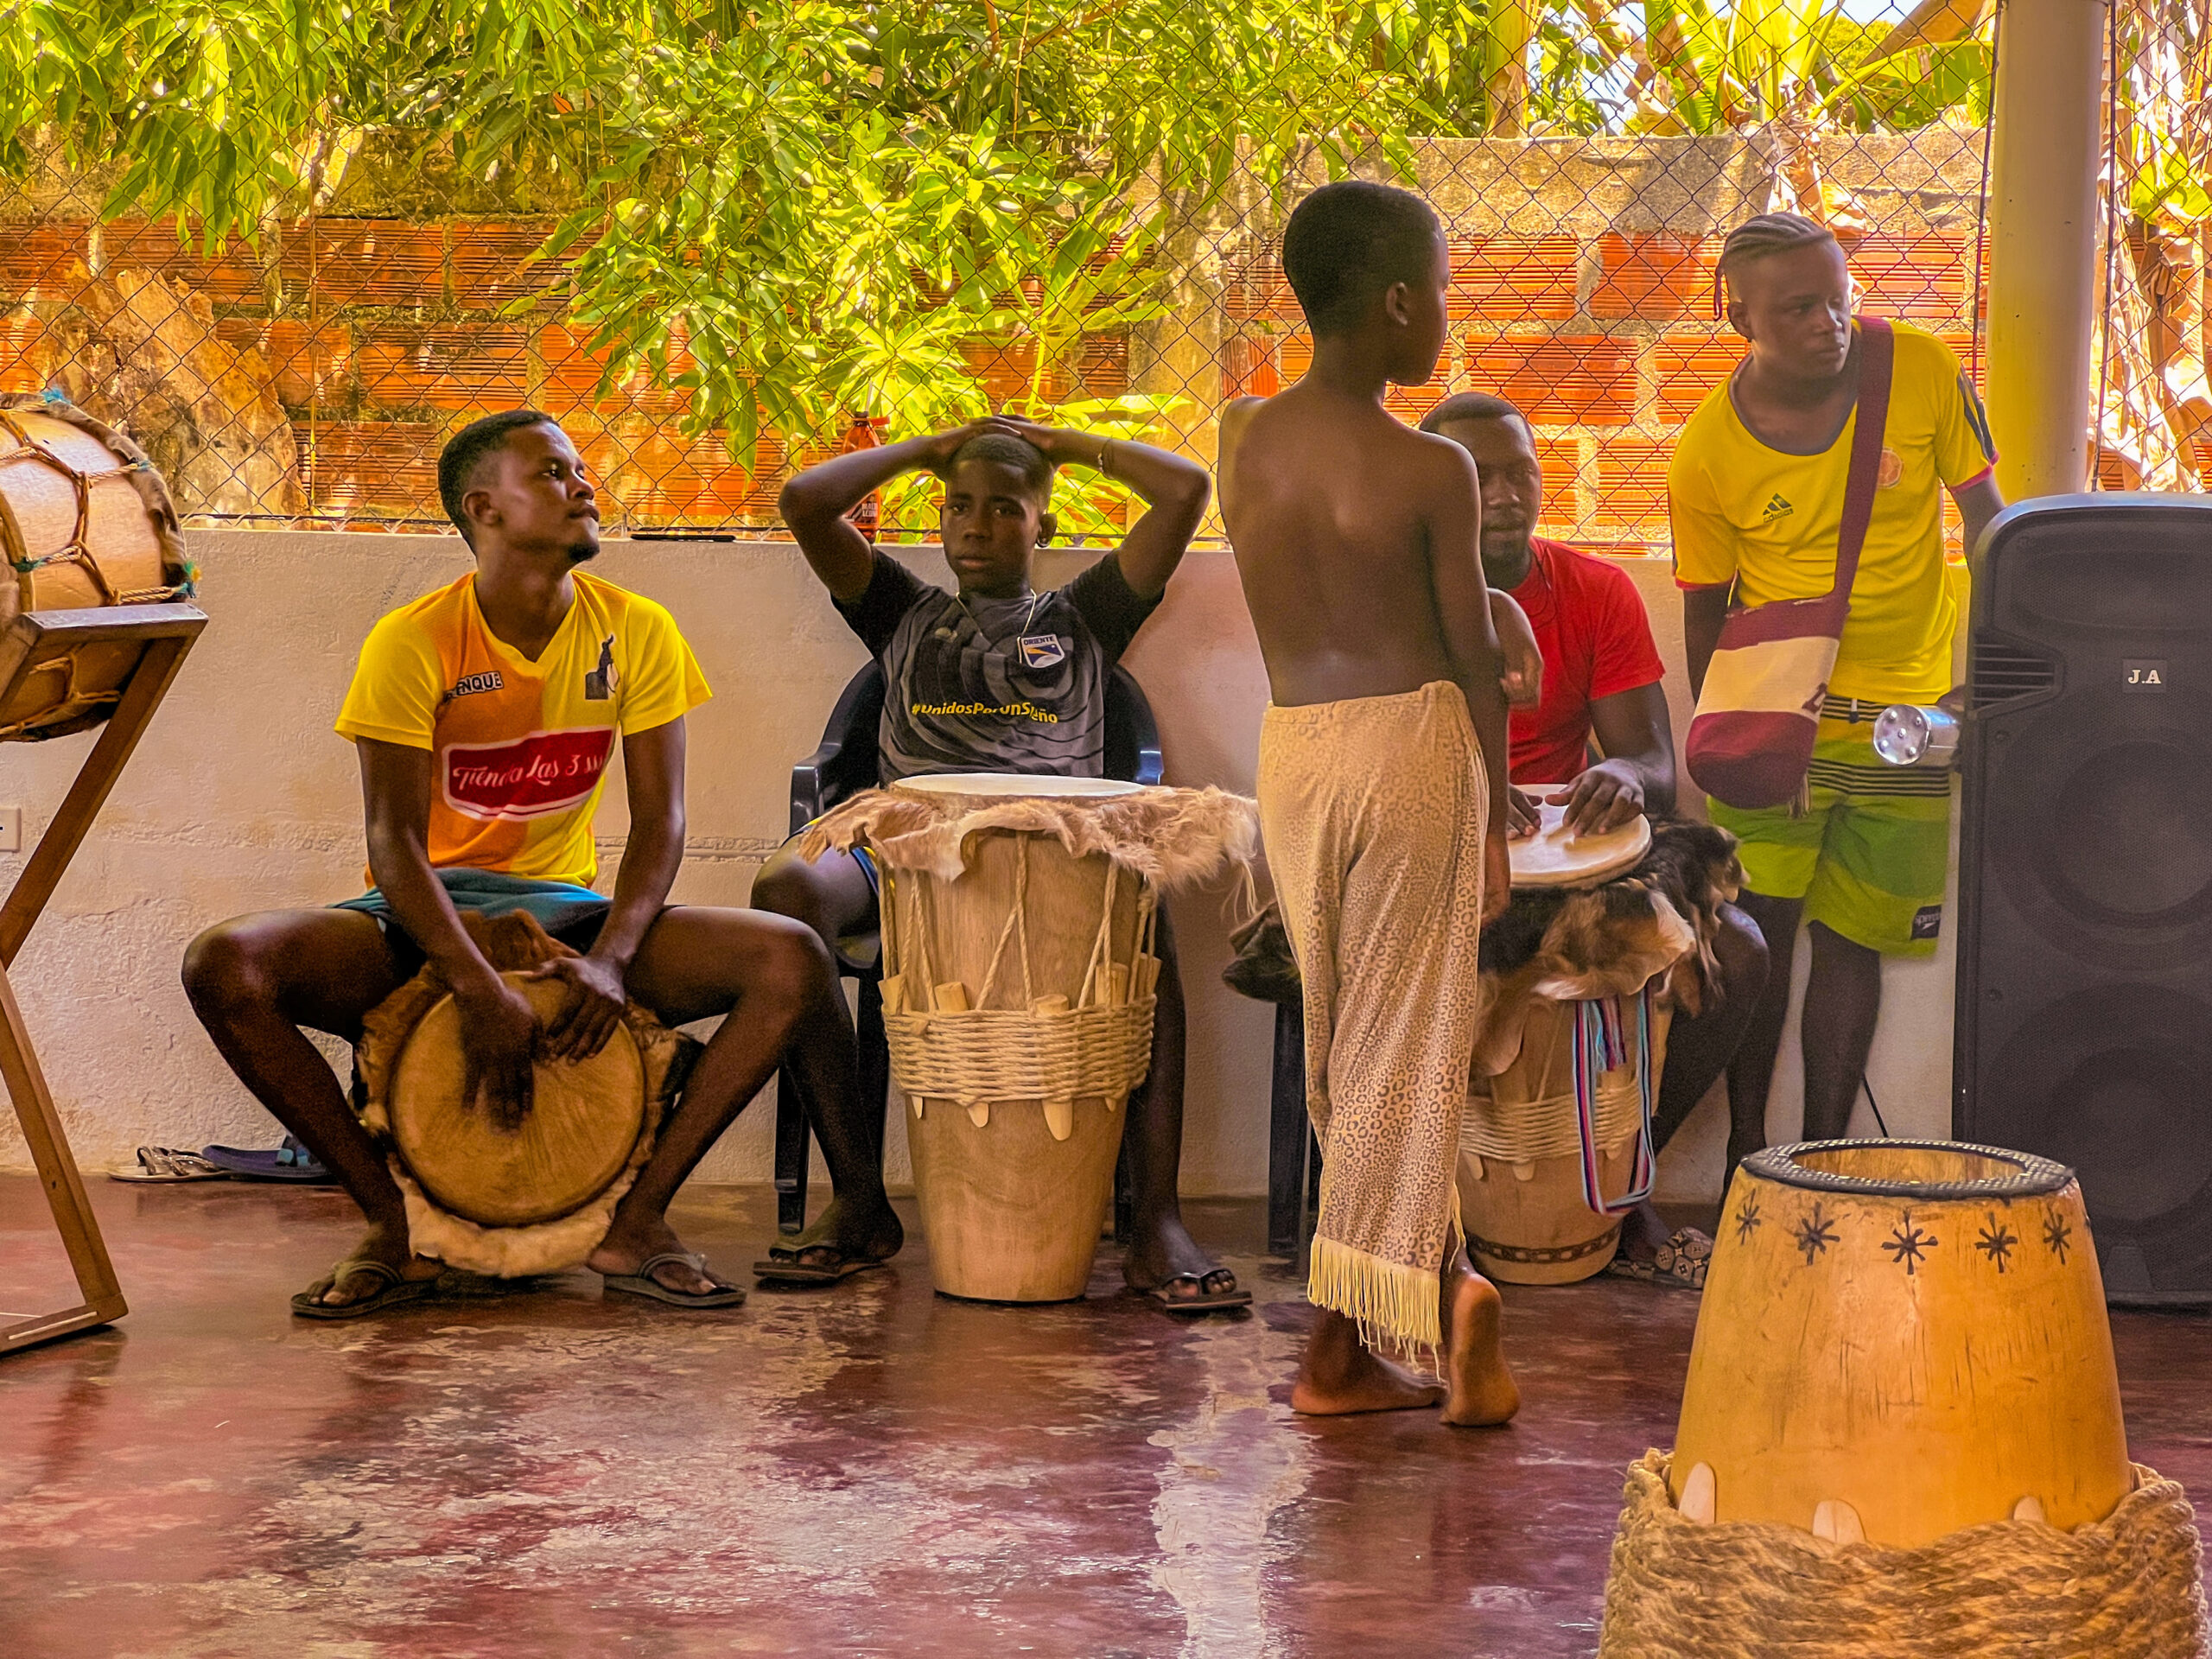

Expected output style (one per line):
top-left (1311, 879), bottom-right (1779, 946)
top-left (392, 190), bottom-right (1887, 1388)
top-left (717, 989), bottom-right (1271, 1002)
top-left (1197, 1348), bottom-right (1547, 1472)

top-left (1258, 680), bottom-right (1490, 1353)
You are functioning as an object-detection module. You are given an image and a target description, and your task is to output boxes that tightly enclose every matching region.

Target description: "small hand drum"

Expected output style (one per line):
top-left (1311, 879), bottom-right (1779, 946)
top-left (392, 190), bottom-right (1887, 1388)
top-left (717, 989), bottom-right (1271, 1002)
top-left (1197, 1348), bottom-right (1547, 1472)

top-left (1509, 801), bottom-right (1651, 888)
top-left (387, 973), bottom-right (649, 1229)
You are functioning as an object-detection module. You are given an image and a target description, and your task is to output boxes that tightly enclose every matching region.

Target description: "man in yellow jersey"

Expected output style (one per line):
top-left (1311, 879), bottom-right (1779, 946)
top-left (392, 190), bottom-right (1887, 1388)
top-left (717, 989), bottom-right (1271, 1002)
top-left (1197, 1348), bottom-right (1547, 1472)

top-left (1672, 213), bottom-right (2003, 1147)
top-left (184, 410), bottom-right (901, 1317)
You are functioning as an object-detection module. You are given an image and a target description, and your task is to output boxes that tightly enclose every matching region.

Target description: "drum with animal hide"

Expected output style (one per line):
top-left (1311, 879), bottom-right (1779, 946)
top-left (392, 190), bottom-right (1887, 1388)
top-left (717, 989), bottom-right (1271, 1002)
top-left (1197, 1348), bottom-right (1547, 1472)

top-left (0, 395), bottom-right (195, 741)
top-left (354, 912), bottom-right (698, 1278)
top-left (801, 773), bottom-right (1261, 1304)
top-left (1457, 816), bottom-right (1738, 1285)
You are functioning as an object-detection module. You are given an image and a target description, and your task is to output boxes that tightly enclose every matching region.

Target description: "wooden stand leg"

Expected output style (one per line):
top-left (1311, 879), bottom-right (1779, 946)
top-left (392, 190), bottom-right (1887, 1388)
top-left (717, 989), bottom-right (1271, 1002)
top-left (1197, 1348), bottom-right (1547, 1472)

top-left (0, 961), bottom-right (124, 1351)
top-left (0, 608), bottom-right (206, 1357)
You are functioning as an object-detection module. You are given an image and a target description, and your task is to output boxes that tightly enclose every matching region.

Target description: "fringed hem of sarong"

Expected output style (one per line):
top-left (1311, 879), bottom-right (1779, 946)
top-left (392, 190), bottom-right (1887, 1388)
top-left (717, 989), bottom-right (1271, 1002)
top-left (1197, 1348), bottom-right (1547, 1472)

top-left (1308, 1233), bottom-right (1442, 1357)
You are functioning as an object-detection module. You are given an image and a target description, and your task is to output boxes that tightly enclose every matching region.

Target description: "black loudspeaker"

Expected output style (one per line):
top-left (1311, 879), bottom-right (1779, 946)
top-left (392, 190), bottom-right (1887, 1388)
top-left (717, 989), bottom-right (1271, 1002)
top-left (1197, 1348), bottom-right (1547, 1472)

top-left (1955, 493), bottom-right (2212, 1305)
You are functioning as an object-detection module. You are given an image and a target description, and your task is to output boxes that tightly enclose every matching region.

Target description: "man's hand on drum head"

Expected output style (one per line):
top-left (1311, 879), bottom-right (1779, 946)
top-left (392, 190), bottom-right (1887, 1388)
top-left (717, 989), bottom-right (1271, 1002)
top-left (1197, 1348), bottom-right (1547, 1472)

top-left (531, 953), bottom-right (629, 1064)
top-left (455, 976), bottom-right (539, 1128)
top-left (1544, 759), bottom-right (1648, 837)
top-left (1507, 786), bottom-right (1542, 840)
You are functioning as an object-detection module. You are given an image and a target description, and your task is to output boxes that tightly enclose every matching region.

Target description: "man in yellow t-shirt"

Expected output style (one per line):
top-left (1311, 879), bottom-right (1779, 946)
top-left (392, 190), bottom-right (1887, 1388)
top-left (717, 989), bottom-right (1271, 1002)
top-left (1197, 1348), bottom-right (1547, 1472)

top-left (184, 410), bottom-right (902, 1317)
top-left (1672, 213), bottom-right (2004, 1154)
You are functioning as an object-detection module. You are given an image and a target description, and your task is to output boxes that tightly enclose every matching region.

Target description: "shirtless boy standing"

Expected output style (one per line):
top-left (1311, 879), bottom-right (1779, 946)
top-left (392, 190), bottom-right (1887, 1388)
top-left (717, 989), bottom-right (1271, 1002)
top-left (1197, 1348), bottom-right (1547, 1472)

top-left (1221, 180), bottom-right (1518, 1425)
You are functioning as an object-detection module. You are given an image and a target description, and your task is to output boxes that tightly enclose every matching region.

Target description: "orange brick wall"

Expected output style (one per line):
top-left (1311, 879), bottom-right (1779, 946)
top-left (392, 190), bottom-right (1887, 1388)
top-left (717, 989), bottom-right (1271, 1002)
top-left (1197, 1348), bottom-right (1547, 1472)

top-left (1220, 227), bottom-right (1986, 555)
top-left (0, 213), bottom-right (1987, 543)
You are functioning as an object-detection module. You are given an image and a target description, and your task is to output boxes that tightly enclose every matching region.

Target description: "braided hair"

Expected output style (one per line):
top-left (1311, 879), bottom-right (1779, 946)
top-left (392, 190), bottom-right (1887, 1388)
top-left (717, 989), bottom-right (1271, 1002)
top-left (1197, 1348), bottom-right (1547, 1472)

top-left (1716, 212), bottom-right (1840, 300)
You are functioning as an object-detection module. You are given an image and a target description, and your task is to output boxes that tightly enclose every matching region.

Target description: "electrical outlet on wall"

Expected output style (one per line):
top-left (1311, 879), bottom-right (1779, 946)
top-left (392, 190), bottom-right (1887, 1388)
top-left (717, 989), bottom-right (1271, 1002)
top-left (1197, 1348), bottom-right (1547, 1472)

top-left (0, 806), bottom-right (19, 854)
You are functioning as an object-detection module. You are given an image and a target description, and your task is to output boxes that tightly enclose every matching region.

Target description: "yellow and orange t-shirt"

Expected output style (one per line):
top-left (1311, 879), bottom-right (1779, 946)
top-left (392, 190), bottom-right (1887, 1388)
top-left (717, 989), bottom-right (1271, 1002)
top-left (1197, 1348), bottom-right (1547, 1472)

top-left (335, 570), bottom-right (710, 887)
top-left (1669, 321), bottom-right (1996, 704)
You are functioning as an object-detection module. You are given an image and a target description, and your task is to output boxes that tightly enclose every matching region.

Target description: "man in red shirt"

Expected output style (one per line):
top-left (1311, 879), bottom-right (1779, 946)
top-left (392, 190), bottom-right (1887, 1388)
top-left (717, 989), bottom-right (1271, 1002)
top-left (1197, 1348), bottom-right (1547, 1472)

top-left (1422, 394), bottom-right (1770, 1284)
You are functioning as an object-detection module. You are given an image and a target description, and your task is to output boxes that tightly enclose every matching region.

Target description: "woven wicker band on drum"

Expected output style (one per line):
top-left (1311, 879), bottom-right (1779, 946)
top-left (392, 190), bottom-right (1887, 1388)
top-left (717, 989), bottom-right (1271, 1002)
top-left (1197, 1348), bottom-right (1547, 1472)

top-left (883, 833), bottom-right (1159, 1114)
top-left (1745, 1139), bottom-right (2075, 1202)
top-left (1599, 1450), bottom-right (2211, 1659)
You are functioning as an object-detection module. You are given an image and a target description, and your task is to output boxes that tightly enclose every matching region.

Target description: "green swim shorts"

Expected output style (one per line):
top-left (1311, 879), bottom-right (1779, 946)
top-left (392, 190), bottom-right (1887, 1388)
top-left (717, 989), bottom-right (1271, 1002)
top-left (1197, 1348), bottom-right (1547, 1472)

top-left (1707, 706), bottom-right (1954, 957)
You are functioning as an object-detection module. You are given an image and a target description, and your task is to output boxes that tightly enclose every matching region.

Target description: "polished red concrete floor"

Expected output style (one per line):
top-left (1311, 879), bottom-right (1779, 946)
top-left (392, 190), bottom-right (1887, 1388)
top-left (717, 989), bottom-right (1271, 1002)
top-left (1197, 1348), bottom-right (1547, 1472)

top-left (4, 1175), bottom-right (2211, 1658)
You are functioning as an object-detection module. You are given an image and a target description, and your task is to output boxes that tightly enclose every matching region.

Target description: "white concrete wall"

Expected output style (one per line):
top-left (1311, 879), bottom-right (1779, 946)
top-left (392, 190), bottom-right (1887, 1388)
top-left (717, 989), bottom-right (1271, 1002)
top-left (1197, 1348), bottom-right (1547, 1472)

top-left (0, 531), bottom-right (1958, 1198)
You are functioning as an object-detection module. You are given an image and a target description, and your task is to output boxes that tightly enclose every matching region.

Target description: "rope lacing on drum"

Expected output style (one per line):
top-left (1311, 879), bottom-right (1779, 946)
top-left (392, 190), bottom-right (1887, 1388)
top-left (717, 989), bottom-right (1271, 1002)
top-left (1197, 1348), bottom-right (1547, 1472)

top-left (0, 410), bottom-right (195, 605)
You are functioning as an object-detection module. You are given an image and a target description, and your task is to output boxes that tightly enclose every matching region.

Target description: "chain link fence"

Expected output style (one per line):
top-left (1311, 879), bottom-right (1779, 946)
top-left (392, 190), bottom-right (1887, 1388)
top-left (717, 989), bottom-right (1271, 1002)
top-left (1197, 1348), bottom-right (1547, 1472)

top-left (0, 0), bottom-right (2195, 548)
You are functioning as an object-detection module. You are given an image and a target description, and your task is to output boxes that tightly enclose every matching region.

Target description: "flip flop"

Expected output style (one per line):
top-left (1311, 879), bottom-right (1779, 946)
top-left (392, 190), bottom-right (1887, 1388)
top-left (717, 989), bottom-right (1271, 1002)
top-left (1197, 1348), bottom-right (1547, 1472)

top-left (1652, 1227), bottom-right (1713, 1290)
top-left (111, 1147), bottom-right (232, 1183)
top-left (752, 1236), bottom-right (899, 1285)
top-left (601, 1251), bottom-right (747, 1309)
top-left (1141, 1269), bottom-right (1253, 1315)
top-left (752, 1249), bottom-right (890, 1286)
top-left (1605, 1228), bottom-right (1713, 1292)
top-left (201, 1135), bottom-right (335, 1185)
top-left (290, 1257), bottom-right (438, 1320)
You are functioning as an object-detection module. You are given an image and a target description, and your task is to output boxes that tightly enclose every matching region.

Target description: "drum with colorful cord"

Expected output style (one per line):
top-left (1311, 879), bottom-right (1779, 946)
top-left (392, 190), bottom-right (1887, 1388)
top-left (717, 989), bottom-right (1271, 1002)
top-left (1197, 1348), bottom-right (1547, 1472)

top-left (1457, 808), bottom-right (1688, 1286)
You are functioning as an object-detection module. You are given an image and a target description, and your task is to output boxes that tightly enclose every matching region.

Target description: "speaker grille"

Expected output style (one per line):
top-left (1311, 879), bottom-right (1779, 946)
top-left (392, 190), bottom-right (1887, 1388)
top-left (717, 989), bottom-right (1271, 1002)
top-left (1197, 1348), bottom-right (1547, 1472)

top-left (1971, 641), bottom-right (2059, 710)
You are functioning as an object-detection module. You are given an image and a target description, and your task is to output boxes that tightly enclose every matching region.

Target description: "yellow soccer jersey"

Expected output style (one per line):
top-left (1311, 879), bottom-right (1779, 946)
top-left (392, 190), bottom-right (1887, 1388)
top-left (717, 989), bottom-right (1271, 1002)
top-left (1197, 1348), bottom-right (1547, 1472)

top-left (335, 570), bottom-right (710, 887)
top-left (1669, 321), bottom-right (1996, 703)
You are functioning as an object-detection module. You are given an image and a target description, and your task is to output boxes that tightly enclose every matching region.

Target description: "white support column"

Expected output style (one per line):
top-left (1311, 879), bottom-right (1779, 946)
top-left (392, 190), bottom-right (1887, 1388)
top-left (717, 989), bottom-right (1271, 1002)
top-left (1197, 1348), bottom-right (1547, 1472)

top-left (1982, 0), bottom-right (2110, 503)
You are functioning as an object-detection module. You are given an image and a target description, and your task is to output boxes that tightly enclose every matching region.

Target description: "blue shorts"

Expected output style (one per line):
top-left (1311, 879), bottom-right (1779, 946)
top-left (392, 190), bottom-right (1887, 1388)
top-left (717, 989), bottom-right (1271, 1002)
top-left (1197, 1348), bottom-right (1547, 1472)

top-left (784, 828), bottom-right (880, 902)
top-left (334, 868), bottom-right (611, 978)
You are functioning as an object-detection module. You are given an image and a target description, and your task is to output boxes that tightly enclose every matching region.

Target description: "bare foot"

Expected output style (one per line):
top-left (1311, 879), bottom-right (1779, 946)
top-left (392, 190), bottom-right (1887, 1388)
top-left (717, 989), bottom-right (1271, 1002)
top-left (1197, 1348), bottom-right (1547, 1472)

top-left (312, 1223), bottom-right (442, 1307)
top-left (1440, 1252), bottom-right (1520, 1427)
top-left (1291, 1310), bottom-right (1446, 1415)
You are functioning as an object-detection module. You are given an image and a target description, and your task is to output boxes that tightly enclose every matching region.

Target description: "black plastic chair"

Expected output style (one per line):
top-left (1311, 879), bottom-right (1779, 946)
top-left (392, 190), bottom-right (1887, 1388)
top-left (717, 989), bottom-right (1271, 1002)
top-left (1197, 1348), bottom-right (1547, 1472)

top-left (773, 658), bottom-right (1166, 1235)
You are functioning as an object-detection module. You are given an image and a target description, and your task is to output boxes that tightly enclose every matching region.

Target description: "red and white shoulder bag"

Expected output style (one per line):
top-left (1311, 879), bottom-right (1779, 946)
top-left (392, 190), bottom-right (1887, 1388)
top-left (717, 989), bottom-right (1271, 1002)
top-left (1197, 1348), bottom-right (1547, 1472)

top-left (1684, 316), bottom-right (1895, 812)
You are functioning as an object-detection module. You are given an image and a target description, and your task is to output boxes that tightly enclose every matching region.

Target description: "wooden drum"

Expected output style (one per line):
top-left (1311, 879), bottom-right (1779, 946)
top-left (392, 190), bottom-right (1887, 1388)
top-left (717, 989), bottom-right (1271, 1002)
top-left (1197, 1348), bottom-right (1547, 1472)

top-left (388, 975), bottom-right (649, 1229)
top-left (1671, 1140), bottom-right (2131, 1546)
top-left (0, 395), bottom-right (194, 741)
top-left (877, 772), bottom-right (1157, 1303)
top-left (355, 912), bottom-right (698, 1277)
top-left (1457, 805), bottom-right (1682, 1285)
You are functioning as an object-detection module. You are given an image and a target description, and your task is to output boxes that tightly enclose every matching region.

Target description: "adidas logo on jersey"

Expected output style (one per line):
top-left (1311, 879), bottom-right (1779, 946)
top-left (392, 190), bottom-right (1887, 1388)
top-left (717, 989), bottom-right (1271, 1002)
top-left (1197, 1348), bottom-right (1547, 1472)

top-left (1762, 493), bottom-right (1794, 522)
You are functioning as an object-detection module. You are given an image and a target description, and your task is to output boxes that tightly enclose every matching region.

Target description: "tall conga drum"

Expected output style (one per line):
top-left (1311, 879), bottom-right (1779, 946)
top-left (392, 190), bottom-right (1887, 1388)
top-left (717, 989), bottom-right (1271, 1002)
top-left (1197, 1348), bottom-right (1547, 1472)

top-left (875, 773), bottom-right (1156, 1303)
top-left (0, 394), bottom-right (197, 741)
top-left (1459, 806), bottom-right (1688, 1285)
top-left (355, 912), bottom-right (699, 1278)
top-left (801, 771), bottom-right (1261, 1304)
top-left (1599, 1141), bottom-right (2209, 1659)
top-left (1672, 1140), bottom-right (2130, 1543)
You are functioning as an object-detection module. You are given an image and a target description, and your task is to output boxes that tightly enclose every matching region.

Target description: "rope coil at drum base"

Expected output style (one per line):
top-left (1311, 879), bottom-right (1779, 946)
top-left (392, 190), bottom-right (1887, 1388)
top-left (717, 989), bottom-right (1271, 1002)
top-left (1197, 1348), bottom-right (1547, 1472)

top-left (1599, 1451), bottom-right (2211, 1658)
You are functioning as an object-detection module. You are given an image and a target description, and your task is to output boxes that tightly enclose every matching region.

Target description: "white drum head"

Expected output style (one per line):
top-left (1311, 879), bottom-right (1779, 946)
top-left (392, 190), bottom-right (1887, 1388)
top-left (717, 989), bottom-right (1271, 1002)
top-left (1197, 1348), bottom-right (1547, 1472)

top-left (895, 772), bottom-right (1142, 799)
top-left (1510, 802), bottom-right (1651, 888)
